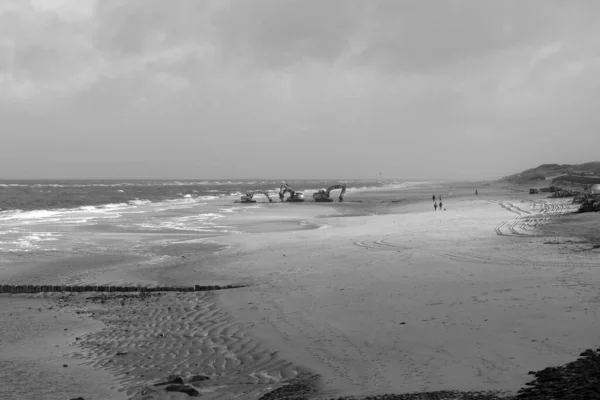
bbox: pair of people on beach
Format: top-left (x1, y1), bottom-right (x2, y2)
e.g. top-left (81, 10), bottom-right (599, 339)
top-left (432, 195), bottom-right (443, 211)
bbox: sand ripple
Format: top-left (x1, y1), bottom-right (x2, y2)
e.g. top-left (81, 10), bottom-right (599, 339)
top-left (54, 292), bottom-right (312, 399)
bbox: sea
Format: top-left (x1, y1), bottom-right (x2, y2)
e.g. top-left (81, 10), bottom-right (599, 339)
top-left (0, 179), bottom-right (425, 253)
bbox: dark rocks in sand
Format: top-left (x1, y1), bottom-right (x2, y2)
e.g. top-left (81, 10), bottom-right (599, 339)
top-left (188, 374), bottom-right (210, 382)
top-left (577, 195), bottom-right (600, 213)
top-left (322, 391), bottom-right (512, 399)
top-left (164, 384), bottom-right (200, 396)
top-left (258, 380), bottom-right (316, 400)
top-left (0, 283), bottom-right (246, 293)
top-left (154, 374), bottom-right (184, 386)
top-left (516, 348), bottom-right (600, 399)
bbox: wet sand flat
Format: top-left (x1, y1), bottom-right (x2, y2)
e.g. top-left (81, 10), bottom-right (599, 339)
top-left (1, 182), bottom-right (599, 399)
top-left (212, 192), bottom-right (599, 397)
top-left (0, 296), bottom-right (124, 400)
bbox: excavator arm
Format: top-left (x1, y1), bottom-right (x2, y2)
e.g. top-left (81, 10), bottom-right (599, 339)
top-left (326, 184), bottom-right (347, 202)
top-left (313, 184), bottom-right (347, 202)
top-left (279, 182), bottom-right (289, 201)
top-left (278, 182), bottom-right (305, 202)
top-left (241, 190), bottom-right (273, 203)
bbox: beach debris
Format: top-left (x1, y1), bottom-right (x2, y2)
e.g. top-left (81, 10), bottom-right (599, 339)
top-left (63, 364), bottom-right (68, 368)
top-left (164, 384), bottom-right (200, 396)
top-left (115, 351), bottom-right (127, 356)
top-left (69, 397), bottom-right (85, 400)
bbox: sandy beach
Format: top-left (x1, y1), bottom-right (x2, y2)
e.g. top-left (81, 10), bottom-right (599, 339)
top-left (1, 182), bottom-right (599, 399)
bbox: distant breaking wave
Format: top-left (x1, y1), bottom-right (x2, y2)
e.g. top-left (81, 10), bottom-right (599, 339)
top-left (0, 179), bottom-right (432, 213)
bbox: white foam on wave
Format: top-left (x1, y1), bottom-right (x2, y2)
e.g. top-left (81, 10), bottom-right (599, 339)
top-left (128, 199), bottom-right (152, 206)
top-left (0, 232), bottom-right (61, 251)
top-left (0, 209), bottom-right (62, 221)
top-left (0, 181), bottom-right (264, 188)
top-left (131, 212), bottom-right (228, 233)
top-left (0, 194), bottom-right (224, 225)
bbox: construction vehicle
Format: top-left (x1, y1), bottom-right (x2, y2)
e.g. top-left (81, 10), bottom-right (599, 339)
top-left (279, 182), bottom-right (305, 202)
top-left (240, 191), bottom-right (273, 203)
top-left (313, 184), bottom-right (347, 202)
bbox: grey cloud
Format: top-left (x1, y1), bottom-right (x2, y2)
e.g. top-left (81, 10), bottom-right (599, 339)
top-left (3, 1), bottom-right (600, 179)
top-left (212, 0), bottom-right (364, 67)
top-left (93, 0), bottom-right (218, 56)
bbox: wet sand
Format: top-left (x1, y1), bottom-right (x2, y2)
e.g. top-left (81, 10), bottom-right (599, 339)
top-left (1, 182), bottom-right (599, 399)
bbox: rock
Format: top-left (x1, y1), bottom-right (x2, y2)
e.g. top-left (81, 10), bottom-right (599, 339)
top-left (154, 374), bottom-right (184, 386)
top-left (517, 348), bottom-right (600, 399)
top-left (164, 384), bottom-right (200, 396)
top-left (188, 374), bottom-right (210, 382)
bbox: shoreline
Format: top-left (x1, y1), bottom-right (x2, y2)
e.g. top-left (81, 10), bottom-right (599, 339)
top-left (1, 182), bottom-right (599, 399)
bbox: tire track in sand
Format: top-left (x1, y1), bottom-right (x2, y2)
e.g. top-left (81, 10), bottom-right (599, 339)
top-left (353, 200), bottom-right (596, 269)
top-left (494, 200), bottom-right (576, 238)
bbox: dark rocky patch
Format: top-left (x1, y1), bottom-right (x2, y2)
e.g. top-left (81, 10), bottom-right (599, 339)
top-left (257, 380), bottom-right (317, 400)
top-left (188, 374), bottom-right (210, 382)
top-left (154, 374), bottom-right (184, 386)
top-left (164, 384), bottom-right (200, 396)
top-left (321, 391), bottom-right (512, 400)
top-left (516, 348), bottom-right (600, 399)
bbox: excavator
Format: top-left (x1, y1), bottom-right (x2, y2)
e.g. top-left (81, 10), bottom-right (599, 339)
top-left (279, 182), bottom-right (305, 202)
top-left (313, 184), bottom-right (347, 202)
top-left (240, 191), bottom-right (273, 203)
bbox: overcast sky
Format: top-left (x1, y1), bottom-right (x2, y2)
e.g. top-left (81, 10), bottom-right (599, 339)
top-left (1, 0), bottom-right (599, 180)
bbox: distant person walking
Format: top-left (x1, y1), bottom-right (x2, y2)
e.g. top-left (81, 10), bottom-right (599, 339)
top-left (432, 195), bottom-right (436, 202)
top-left (439, 201), bottom-right (443, 210)
top-left (439, 195), bottom-right (442, 201)
top-left (475, 190), bottom-right (478, 196)
top-left (434, 202), bottom-right (438, 211)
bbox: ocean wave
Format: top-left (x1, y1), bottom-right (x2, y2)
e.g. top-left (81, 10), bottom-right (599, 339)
top-left (0, 232), bottom-right (61, 251)
top-left (128, 199), bottom-right (152, 206)
top-left (0, 209), bottom-right (62, 221)
top-left (128, 213), bottom-right (227, 233)
top-left (0, 195), bottom-right (225, 224)
top-left (0, 180), bottom-right (433, 215)
top-left (0, 180), bottom-right (272, 188)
